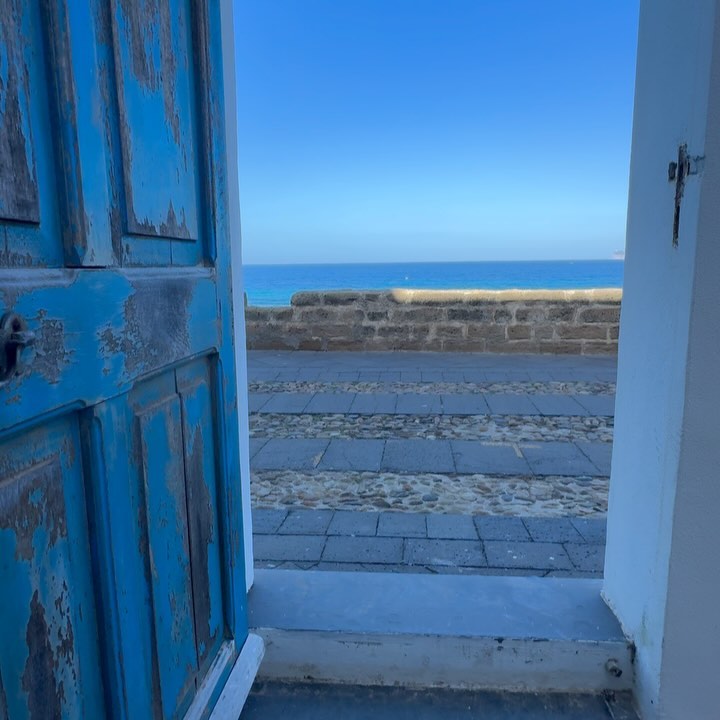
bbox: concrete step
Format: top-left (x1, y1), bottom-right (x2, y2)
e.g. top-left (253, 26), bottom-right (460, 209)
top-left (241, 681), bottom-right (639, 720)
top-left (248, 570), bottom-right (633, 694)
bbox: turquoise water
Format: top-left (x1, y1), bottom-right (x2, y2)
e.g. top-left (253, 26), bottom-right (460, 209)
top-left (244, 260), bottom-right (624, 307)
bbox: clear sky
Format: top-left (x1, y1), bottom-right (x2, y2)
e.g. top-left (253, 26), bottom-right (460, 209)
top-left (235, 1), bottom-right (640, 265)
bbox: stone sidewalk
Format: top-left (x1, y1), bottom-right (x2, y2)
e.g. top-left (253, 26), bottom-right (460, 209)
top-left (253, 508), bottom-right (606, 578)
top-left (248, 351), bottom-right (616, 577)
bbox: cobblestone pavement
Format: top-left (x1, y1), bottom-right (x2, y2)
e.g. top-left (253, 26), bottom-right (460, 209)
top-left (248, 351), bottom-right (616, 577)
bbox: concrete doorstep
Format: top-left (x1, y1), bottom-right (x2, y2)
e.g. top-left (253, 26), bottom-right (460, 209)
top-left (248, 570), bottom-right (632, 695)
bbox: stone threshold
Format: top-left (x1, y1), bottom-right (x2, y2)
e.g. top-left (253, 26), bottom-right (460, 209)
top-left (249, 570), bottom-right (632, 693)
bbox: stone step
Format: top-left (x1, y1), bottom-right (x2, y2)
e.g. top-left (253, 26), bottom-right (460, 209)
top-left (241, 681), bottom-right (639, 719)
top-left (249, 570), bottom-right (632, 694)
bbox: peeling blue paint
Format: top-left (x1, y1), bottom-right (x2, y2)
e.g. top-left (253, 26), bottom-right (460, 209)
top-left (1, 0), bottom-right (248, 717)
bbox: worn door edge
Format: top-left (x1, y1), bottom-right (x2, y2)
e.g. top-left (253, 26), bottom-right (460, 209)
top-left (208, 634), bottom-right (265, 719)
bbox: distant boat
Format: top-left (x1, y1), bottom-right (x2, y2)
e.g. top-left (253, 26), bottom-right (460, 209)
top-left (612, 250), bottom-right (625, 260)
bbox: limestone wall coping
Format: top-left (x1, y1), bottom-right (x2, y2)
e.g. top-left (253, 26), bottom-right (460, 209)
top-left (288, 288), bottom-right (622, 307)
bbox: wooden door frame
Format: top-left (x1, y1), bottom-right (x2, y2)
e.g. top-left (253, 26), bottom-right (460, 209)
top-left (220, 0), bottom-right (255, 591)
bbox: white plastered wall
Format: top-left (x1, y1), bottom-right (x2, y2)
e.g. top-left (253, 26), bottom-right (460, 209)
top-left (604, 1), bottom-right (720, 718)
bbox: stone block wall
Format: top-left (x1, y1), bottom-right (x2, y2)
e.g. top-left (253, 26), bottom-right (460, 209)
top-left (245, 288), bottom-right (622, 354)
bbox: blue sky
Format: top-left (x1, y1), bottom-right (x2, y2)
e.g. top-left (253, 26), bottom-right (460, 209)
top-left (235, 1), bottom-right (639, 265)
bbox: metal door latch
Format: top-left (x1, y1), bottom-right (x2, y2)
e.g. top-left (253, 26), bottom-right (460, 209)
top-left (0, 313), bottom-right (36, 384)
top-left (668, 144), bottom-right (704, 247)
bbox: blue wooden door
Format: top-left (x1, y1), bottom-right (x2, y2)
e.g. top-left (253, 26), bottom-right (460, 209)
top-left (0, 1), bottom-right (248, 718)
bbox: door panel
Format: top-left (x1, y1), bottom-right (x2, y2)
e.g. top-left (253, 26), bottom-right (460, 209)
top-left (1, 0), bottom-right (247, 717)
top-left (0, 0), bottom-right (40, 224)
top-left (0, 416), bottom-right (106, 719)
top-left (177, 359), bottom-right (226, 673)
top-left (43, 0), bottom-right (116, 267)
top-left (82, 357), bottom-right (236, 720)
top-left (136, 373), bottom-right (198, 717)
top-left (0, 0), bottom-right (63, 267)
top-left (110, 0), bottom-right (205, 267)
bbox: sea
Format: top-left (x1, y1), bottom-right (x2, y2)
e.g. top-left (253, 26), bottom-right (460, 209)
top-left (244, 260), bottom-right (624, 307)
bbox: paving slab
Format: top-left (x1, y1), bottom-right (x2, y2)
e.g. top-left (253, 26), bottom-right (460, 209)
top-left (520, 442), bottom-right (599, 476)
top-left (484, 393), bottom-right (541, 415)
top-left (530, 395), bottom-right (588, 416)
top-left (484, 371), bottom-right (531, 382)
top-left (247, 350), bottom-right (619, 378)
top-left (570, 518), bottom-right (607, 544)
top-left (377, 512), bottom-right (427, 538)
top-left (564, 543), bottom-right (606, 573)
top-left (348, 393), bottom-right (397, 414)
top-left (441, 371), bottom-right (467, 382)
top-left (378, 371), bottom-right (402, 382)
top-left (260, 392), bottom-right (315, 414)
top-left (484, 541), bottom-right (573, 571)
top-left (327, 511), bottom-right (379, 537)
top-left (440, 394), bottom-right (491, 415)
top-left (278, 509), bottom-right (335, 535)
top-left (572, 394), bottom-right (616, 416)
top-left (295, 368), bottom-right (324, 381)
top-left (575, 442), bottom-right (613, 475)
top-left (248, 393), bottom-right (273, 412)
top-left (452, 441), bottom-right (531, 474)
top-left (317, 370), bottom-right (344, 381)
top-left (404, 538), bottom-right (487, 568)
top-left (275, 369), bottom-right (301, 381)
top-left (322, 536), bottom-right (404, 563)
top-left (252, 508), bottom-right (288, 534)
top-left (426, 514), bottom-right (478, 540)
top-left (252, 439), bottom-right (329, 470)
top-left (318, 439), bottom-right (385, 471)
top-left (462, 370), bottom-right (488, 383)
top-left (395, 393), bottom-right (443, 414)
top-left (522, 517), bottom-right (585, 543)
top-left (382, 439), bottom-right (455, 473)
top-left (249, 438), bottom-right (269, 459)
top-left (474, 516), bottom-right (532, 542)
top-left (253, 534), bottom-right (326, 562)
top-left (304, 393), bottom-right (356, 414)
top-left (247, 368), bottom-right (279, 381)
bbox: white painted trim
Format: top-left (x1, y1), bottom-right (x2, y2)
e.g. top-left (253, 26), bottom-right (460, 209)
top-left (184, 642), bottom-right (236, 720)
top-left (255, 629), bottom-right (631, 693)
top-left (210, 634), bottom-right (265, 720)
top-left (219, 0), bottom-right (254, 590)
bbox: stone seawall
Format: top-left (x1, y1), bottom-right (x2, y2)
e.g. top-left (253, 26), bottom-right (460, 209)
top-left (245, 289), bottom-right (622, 354)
